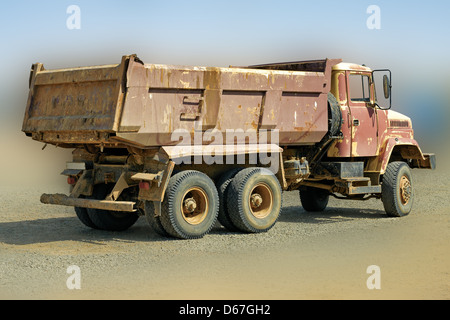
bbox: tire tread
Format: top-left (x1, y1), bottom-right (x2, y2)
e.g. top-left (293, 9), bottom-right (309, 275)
top-left (381, 161), bottom-right (413, 217)
top-left (160, 170), bottom-right (219, 239)
top-left (227, 167), bottom-right (282, 233)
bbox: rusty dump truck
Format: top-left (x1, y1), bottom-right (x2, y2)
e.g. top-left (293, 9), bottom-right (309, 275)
top-left (22, 54), bottom-right (436, 239)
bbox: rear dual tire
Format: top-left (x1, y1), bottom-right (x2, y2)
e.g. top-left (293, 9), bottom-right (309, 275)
top-left (75, 205), bottom-right (99, 229)
top-left (216, 168), bottom-right (242, 232)
top-left (226, 168), bottom-right (282, 233)
top-left (145, 201), bottom-right (171, 237)
top-left (149, 170), bottom-right (219, 240)
top-left (146, 168), bottom-right (283, 238)
top-left (74, 184), bottom-right (139, 231)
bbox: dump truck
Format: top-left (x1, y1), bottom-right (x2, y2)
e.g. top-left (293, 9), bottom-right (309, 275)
top-left (22, 54), bottom-right (436, 239)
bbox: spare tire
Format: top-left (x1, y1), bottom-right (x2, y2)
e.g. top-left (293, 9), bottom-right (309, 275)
top-left (327, 92), bottom-right (342, 137)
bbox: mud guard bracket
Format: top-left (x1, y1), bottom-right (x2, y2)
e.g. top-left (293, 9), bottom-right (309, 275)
top-left (132, 160), bottom-right (175, 203)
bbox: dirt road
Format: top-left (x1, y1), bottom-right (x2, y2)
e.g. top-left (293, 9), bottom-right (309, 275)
top-left (0, 158), bottom-right (448, 300)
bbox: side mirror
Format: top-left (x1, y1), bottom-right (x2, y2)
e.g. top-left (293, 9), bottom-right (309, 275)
top-left (373, 69), bottom-right (392, 110)
top-left (383, 74), bottom-right (390, 99)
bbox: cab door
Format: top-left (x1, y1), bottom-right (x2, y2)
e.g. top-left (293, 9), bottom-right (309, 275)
top-left (347, 72), bottom-right (378, 157)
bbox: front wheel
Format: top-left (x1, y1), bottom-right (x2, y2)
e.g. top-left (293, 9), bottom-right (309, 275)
top-left (381, 161), bottom-right (414, 217)
top-left (299, 187), bottom-right (329, 212)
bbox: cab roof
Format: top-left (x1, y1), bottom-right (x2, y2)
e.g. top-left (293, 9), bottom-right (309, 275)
top-left (333, 62), bottom-right (372, 72)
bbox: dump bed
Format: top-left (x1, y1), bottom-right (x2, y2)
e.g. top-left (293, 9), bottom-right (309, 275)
top-left (23, 54), bottom-right (341, 148)
top-left (22, 55), bottom-right (132, 146)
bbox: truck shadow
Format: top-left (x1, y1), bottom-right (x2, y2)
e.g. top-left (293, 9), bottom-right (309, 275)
top-left (278, 205), bottom-right (387, 224)
top-left (0, 216), bottom-right (171, 246)
top-left (0, 205), bottom-right (387, 246)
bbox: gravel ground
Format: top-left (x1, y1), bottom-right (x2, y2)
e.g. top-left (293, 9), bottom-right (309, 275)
top-left (0, 163), bottom-right (449, 300)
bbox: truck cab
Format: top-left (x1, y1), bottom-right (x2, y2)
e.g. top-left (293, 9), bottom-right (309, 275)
top-left (327, 62), bottom-right (434, 172)
top-left (297, 62), bottom-right (435, 218)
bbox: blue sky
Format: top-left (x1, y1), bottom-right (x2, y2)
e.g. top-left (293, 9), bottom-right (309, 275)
top-left (0, 0), bottom-right (449, 146)
top-left (1, 0), bottom-right (449, 67)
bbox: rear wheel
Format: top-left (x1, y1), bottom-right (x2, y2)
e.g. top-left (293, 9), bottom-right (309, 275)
top-left (227, 168), bottom-right (282, 233)
top-left (87, 184), bottom-right (139, 231)
top-left (299, 187), bottom-right (329, 212)
top-left (159, 171), bottom-right (219, 239)
top-left (216, 168), bottom-right (242, 232)
top-left (381, 161), bottom-right (413, 217)
top-left (74, 204), bottom-right (99, 229)
top-left (144, 201), bottom-right (170, 237)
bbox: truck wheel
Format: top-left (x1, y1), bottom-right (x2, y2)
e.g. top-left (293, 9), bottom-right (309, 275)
top-left (87, 184), bottom-right (139, 231)
top-left (381, 161), bottom-right (413, 217)
top-left (160, 171), bottom-right (219, 239)
top-left (75, 204), bottom-right (99, 229)
top-left (299, 187), bottom-right (329, 212)
top-left (227, 168), bottom-right (282, 233)
top-left (144, 201), bottom-right (170, 237)
top-left (216, 168), bottom-right (242, 232)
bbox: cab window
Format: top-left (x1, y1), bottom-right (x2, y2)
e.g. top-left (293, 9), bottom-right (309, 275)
top-left (349, 74), bottom-right (370, 102)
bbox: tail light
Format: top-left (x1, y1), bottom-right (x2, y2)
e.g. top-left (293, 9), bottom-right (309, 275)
top-left (139, 181), bottom-right (150, 190)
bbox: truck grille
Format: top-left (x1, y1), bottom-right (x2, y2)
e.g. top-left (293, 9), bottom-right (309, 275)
top-left (389, 120), bottom-right (409, 128)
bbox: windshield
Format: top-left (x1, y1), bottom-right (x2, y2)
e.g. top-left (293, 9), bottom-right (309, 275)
top-left (349, 73), bottom-right (370, 103)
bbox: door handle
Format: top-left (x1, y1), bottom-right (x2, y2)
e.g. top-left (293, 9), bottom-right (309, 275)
top-left (353, 119), bottom-right (360, 126)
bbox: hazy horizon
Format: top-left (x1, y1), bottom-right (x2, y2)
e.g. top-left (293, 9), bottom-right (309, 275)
top-left (1, 0), bottom-right (448, 186)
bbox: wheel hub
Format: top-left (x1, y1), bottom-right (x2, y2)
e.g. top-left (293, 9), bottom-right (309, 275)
top-left (399, 175), bottom-right (411, 205)
top-left (180, 187), bottom-right (209, 225)
top-left (183, 198), bottom-right (197, 213)
top-left (250, 193), bottom-right (263, 208)
top-left (249, 183), bottom-right (273, 219)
